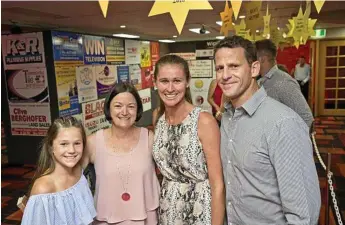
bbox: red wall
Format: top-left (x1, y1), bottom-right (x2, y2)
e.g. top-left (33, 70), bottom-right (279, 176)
top-left (276, 41), bottom-right (311, 75)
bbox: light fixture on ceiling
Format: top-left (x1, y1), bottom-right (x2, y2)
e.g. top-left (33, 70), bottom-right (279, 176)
top-left (141, 41), bottom-right (150, 44)
top-left (173, 35), bottom-right (177, 38)
top-left (216, 36), bottom-right (225, 40)
top-left (256, 30), bottom-right (259, 33)
top-left (239, 15), bottom-right (246, 19)
top-left (216, 21), bottom-right (235, 26)
top-left (189, 28), bottom-right (210, 34)
top-left (277, 27), bottom-right (280, 30)
top-left (159, 39), bottom-right (176, 43)
top-left (120, 25), bottom-right (126, 28)
top-left (113, 33), bottom-right (140, 38)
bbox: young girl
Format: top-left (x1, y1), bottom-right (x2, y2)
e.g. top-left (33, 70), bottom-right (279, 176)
top-left (21, 117), bottom-right (96, 225)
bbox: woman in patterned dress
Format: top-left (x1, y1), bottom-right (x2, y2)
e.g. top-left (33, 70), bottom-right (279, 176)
top-left (152, 54), bottom-right (225, 225)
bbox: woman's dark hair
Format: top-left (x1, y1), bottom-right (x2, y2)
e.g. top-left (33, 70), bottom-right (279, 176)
top-left (153, 54), bottom-right (193, 124)
top-left (104, 82), bottom-right (143, 122)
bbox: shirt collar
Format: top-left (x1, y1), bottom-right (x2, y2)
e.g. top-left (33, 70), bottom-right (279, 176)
top-left (224, 87), bottom-right (267, 117)
top-left (263, 65), bottom-right (278, 79)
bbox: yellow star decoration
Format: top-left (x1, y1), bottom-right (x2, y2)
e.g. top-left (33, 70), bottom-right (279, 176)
top-left (270, 21), bottom-right (286, 48)
top-left (287, 7), bottom-right (305, 48)
top-left (220, 0), bottom-right (235, 37)
top-left (230, 0), bottom-right (242, 20)
top-left (313, 0), bottom-right (325, 14)
top-left (262, 4), bottom-right (271, 38)
top-left (148, 0), bottom-right (213, 34)
top-left (287, 5), bottom-right (317, 48)
top-left (98, 0), bottom-right (109, 18)
top-left (235, 19), bottom-right (253, 41)
top-left (244, 0), bottom-right (263, 34)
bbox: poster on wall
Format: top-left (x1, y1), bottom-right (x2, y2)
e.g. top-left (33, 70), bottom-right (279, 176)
top-left (171, 52), bottom-right (196, 61)
top-left (129, 64), bottom-right (142, 90)
top-left (76, 65), bottom-right (98, 103)
top-left (82, 98), bottom-right (110, 135)
top-left (140, 41), bottom-right (151, 67)
top-left (105, 37), bottom-right (125, 65)
top-left (95, 65), bottom-right (117, 97)
top-left (125, 40), bottom-right (140, 65)
top-left (196, 40), bottom-right (218, 60)
top-left (83, 35), bottom-right (106, 65)
top-left (5, 67), bottom-right (49, 103)
top-left (138, 88), bottom-right (152, 112)
top-left (117, 65), bottom-right (130, 83)
top-left (1, 32), bottom-right (46, 70)
top-left (51, 31), bottom-right (84, 66)
top-left (141, 66), bottom-right (153, 89)
top-left (9, 102), bottom-right (51, 136)
top-left (188, 60), bottom-right (213, 78)
top-left (150, 42), bottom-right (160, 72)
top-left (55, 66), bottom-right (80, 117)
top-left (190, 78), bottom-right (212, 113)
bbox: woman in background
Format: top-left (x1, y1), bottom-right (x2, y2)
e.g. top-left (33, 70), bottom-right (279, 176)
top-left (83, 83), bottom-right (160, 225)
top-left (153, 54), bottom-right (225, 225)
top-left (207, 79), bottom-right (223, 123)
top-left (21, 117), bottom-right (96, 225)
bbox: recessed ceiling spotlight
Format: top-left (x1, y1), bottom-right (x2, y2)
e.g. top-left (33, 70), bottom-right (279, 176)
top-left (113, 33), bottom-right (139, 38)
top-left (239, 15), bottom-right (245, 19)
top-left (120, 25), bottom-right (126, 28)
top-left (173, 35), bottom-right (177, 38)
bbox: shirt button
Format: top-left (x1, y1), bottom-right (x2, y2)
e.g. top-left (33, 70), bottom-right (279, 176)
top-left (229, 139), bottom-right (233, 142)
top-left (229, 118), bottom-right (231, 121)
top-left (228, 201), bottom-right (232, 205)
top-left (228, 160), bottom-right (231, 164)
top-left (227, 181), bottom-right (230, 185)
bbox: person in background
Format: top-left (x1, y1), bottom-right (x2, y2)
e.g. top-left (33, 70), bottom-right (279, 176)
top-left (214, 35), bottom-right (320, 225)
top-left (153, 54), bottom-right (225, 225)
top-left (294, 55), bottom-right (311, 101)
top-left (255, 39), bottom-right (314, 129)
top-left (82, 83), bottom-right (160, 225)
top-left (21, 117), bottom-right (96, 225)
top-left (207, 78), bottom-right (223, 124)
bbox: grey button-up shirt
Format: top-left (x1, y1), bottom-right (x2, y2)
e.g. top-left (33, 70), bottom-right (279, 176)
top-left (259, 65), bottom-right (314, 129)
top-left (221, 87), bottom-right (320, 225)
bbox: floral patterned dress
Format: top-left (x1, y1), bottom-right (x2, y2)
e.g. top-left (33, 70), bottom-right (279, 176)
top-left (153, 107), bottom-right (211, 225)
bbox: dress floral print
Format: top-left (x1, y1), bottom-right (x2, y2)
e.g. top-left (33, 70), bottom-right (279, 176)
top-left (153, 107), bottom-right (211, 225)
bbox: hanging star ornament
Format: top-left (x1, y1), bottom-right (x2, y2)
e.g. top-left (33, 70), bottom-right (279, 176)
top-left (230, 0), bottom-right (242, 20)
top-left (244, 0), bottom-right (263, 33)
top-left (262, 4), bottom-right (271, 38)
top-left (235, 19), bottom-right (253, 41)
top-left (148, 0), bottom-right (213, 34)
top-left (98, 0), bottom-right (109, 18)
top-left (220, 0), bottom-right (235, 37)
top-left (270, 20), bottom-right (286, 48)
top-left (301, 1), bottom-right (317, 44)
top-left (287, 7), bottom-right (305, 48)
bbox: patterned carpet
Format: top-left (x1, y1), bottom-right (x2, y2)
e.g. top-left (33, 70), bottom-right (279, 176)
top-left (1, 117), bottom-right (345, 225)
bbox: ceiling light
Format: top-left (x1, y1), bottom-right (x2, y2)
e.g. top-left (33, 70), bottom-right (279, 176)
top-left (277, 27), bottom-right (280, 30)
top-left (216, 36), bottom-right (225, 40)
top-left (189, 28), bottom-right (210, 34)
top-left (256, 30), bottom-right (259, 33)
top-left (120, 25), bottom-right (126, 28)
top-left (113, 33), bottom-right (140, 38)
top-left (141, 41), bottom-right (150, 44)
top-left (216, 21), bottom-right (235, 26)
top-left (173, 35), bottom-right (177, 38)
top-left (159, 39), bottom-right (176, 43)
top-left (239, 15), bottom-right (245, 19)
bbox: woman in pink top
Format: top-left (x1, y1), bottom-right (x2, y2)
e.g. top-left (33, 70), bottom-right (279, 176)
top-left (82, 83), bottom-right (160, 225)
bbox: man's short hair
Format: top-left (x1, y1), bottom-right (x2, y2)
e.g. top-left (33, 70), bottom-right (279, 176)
top-left (214, 35), bottom-right (257, 65)
top-left (255, 39), bottom-right (277, 61)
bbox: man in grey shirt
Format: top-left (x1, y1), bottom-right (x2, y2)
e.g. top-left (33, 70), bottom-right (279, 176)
top-left (214, 36), bottom-right (320, 225)
top-left (255, 39), bottom-right (314, 129)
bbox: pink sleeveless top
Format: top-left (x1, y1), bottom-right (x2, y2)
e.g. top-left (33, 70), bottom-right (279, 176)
top-left (94, 128), bottom-right (160, 223)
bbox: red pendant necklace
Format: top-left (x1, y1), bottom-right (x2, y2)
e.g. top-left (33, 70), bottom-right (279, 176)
top-left (109, 130), bottom-right (133, 202)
